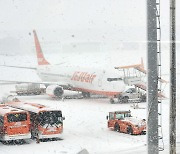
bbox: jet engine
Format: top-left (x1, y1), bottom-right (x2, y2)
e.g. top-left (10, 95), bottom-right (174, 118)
top-left (0, 93), bottom-right (18, 103)
top-left (46, 85), bottom-right (64, 97)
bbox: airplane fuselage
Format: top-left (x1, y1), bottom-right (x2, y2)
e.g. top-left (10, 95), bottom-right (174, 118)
top-left (37, 65), bottom-right (125, 97)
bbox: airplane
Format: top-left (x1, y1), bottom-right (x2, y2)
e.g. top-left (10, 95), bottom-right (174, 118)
top-left (0, 30), bottom-right (127, 103)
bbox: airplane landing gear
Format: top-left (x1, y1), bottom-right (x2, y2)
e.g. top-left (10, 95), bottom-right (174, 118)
top-left (110, 98), bottom-right (115, 104)
top-left (82, 92), bottom-right (90, 98)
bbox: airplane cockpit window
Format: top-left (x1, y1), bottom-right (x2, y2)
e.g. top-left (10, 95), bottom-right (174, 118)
top-left (107, 78), bottom-right (123, 82)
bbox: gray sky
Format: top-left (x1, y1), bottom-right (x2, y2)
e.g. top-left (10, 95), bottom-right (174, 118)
top-left (0, 0), bottom-right (179, 54)
top-left (0, 0), bottom-right (146, 30)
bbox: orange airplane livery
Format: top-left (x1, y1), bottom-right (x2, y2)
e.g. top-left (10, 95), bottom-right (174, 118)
top-left (71, 72), bottom-right (96, 83)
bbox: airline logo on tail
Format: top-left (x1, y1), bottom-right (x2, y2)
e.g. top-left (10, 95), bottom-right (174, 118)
top-left (33, 30), bottom-right (50, 65)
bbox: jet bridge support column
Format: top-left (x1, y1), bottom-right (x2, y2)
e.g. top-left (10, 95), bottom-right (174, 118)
top-left (147, 0), bottom-right (159, 154)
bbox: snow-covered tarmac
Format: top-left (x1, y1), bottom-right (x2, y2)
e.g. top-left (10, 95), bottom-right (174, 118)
top-left (0, 51), bottom-right (179, 153)
top-left (0, 84), bottom-right (179, 154)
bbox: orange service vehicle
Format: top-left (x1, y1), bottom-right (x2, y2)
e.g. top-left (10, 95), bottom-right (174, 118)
top-left (6, 100), bottom-right (65, 140)
top-left (106, 110), bottom-right (146, 135)
top-left (0, 104), bottom-right (31, 141)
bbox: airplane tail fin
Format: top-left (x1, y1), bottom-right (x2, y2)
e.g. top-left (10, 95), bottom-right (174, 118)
top-left (33, 30), bottom-right (50, 65)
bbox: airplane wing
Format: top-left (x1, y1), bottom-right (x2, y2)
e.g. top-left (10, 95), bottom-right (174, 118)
top-left (0, 79), bottom-right (73, 88)
top-left (0, 64), bottom-right (37, 70)
top-left (0, 64), bottom-right (73, 88)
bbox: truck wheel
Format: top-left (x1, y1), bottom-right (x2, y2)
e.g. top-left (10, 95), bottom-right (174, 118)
top-left (140, 95), bottom-right (146, 102)
top-left (122, 96), bottom-right (129, 103)
top-left (114, 123), bottom-right (120, 132)
top-left (127, 126), bottom-right (133, 135)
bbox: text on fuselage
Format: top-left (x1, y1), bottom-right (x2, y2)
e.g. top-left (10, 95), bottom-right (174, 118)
top-left (71, 72), bottom-right (96, 83)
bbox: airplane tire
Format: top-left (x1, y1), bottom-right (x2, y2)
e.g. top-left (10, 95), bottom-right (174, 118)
top-left (110, 98), bottom-right (115, 104)
top-left (82, 92), bottom-right (90, 98)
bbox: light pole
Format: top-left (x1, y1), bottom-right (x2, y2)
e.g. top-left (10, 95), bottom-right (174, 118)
top-left (170, 0), bottom-right (176, 153)
top-left (147, 0), bottom-right (159, 153)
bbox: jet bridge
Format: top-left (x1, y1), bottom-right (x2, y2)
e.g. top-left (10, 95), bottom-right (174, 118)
top-left (115, 61), bottom-right (168, 100)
